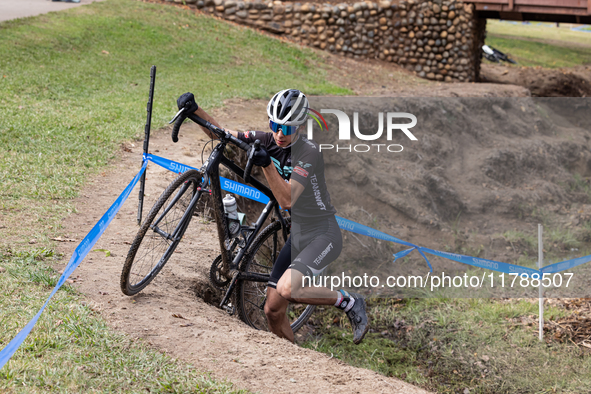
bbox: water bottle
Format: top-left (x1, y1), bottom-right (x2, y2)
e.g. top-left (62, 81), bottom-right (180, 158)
top-left (223, 194), bottom-right (240, 237)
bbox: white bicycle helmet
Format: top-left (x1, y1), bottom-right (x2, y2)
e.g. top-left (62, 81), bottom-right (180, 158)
top-left (267, 89), bottom-right (309, 126)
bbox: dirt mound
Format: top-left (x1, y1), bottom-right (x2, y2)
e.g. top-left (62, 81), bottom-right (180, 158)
top-left (480, 64), bottom-right (591, 97)
top-left (306, 96), bottom-right (591, 273)
top-left (313, 96), bottom-right (591, 223)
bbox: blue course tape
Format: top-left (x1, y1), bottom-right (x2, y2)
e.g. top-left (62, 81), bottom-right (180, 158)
top-left (144, 153), bottom-right (197, 175)
top-left (571, 25), bottom-right (591, 33)
top-left (419, 248), bottom-right (539, 276)
top-left (334, 216), bottom-right (433, 272)
top-left (144, 154), bottom-right (270, 204)
top-left (0, 161), bottom-right (148, 370)
top-left (541, 254), bottom-right (591, 274)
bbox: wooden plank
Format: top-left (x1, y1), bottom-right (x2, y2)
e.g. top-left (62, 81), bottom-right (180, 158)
top-left (513, 4), bottom-right (588, 13)
top-left (470, 0), bottom-right (509, 3)
top-left (515, 0), bottom-right (585, 8)
top-left (474, 3), bottom-right (505, 10)
top-left (498, 11), bottom-right (525, 19)
top-left (469, 0), bottom-right (591, 15)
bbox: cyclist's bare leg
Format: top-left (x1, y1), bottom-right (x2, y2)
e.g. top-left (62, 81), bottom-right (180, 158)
top-left (264, 286), bottom-right (294, 342)
top-left (276, 269), bottom-right (338, 305)
top-left (278, 269), bottom-right (369, 344)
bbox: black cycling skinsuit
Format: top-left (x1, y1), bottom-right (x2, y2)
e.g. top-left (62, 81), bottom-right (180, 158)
top-left (235, 131), bottom-right (343, 289)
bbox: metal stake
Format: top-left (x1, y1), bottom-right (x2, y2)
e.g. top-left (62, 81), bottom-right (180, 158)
top-left (538, 223), bottom-right (544, 341)
top-left (137, 65), bottom-right (156, 225)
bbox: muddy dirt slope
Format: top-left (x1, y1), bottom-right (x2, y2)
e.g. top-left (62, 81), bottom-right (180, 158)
top-left (310, 96), bottom-right (591, 274)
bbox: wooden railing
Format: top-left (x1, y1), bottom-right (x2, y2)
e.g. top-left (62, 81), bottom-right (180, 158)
top-left (470, 0), bottom-right (591, 17)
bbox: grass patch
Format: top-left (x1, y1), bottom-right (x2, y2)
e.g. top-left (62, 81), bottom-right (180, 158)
top-left (485, 35), bottom-right (591, 68)
top-left (503, 225), bottom-right (583, 259)
top-left (568, 173), bottom-right (591, 203)
top-left (503, 230), bottom-right (537, 254)
top-left (0, 249), bottom-right (246, 393)
top-left (547, 228), bottom-right (580, 250)
top-left (0, 0), bottom-right (348, 203)
top-left (302, 298), bottom-right (591, 393)
top-left (487, 20), bottom-right (591, 49)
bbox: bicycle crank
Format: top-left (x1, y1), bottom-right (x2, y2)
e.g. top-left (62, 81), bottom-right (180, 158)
top-left (209, 254), bottom-right (231, 289)
top-left (219, 270), bottom-right (240, 310)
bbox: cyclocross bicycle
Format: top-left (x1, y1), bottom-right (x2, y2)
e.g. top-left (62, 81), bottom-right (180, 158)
top-left (120, 98), bottom-right (314, 332)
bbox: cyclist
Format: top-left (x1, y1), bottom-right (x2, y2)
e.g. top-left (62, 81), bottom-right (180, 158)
top-left (177, 90), bottom-right (369, 344)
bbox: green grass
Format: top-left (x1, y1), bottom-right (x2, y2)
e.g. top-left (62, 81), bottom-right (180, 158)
top-left (485, 35), bottom-right (591, 68)
top-left (502, 225), bottom-right (584, 259)
top-left (0, 0), bottom-right (350, 390)
top-left (485, 20), bottom-right (591, 68)
top-left (0, 249), bottom-right (246, 393)
top-left (568, 173), bottom-right (591, 204)
top-left (487, 20), bottom-right (591, 49)
top-left (503, 230), bottom-right (537, 254)
top-left (0, 0), bottom-right (348, 203)
top-left (302, 298), bottom-right (591, 393)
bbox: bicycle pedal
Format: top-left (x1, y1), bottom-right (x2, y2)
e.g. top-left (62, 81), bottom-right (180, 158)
top-left (222, 303), bottom-right (235, 315)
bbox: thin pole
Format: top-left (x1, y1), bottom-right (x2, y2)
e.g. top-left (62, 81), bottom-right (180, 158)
top-left (137, 65), bottom-right (156, 225)
top-left (538, 223), bottom-right (544, 341)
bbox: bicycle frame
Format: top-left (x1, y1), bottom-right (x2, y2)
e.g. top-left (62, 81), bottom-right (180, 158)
top-left (196, 136), bottom-right (287, 269)
top-left (143, 126), bottom-right (289, 306)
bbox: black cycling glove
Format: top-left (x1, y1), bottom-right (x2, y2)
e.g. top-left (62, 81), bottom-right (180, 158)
top-left (177, 92), bottom-right (199, 113)
top-left (250, 145), bottom-right (271, 168)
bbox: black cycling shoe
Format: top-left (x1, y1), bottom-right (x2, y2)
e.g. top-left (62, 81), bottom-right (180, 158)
top-left (345, 293), bottom-right (369, 344)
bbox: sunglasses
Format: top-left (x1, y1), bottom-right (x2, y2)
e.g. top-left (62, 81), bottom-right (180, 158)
top-left (269, 120), bottom-right (298, 136)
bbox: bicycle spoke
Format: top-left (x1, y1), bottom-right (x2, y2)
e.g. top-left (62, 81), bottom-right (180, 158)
top-left (251, 262), bottom-right (272, 270)
top-left (122, 171), bottom-right (201, 295)
top-left (245, 298), bottom-right (264, 310)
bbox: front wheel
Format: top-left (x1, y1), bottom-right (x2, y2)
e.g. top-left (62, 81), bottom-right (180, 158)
top-left (236, 218), bottom-right (315, 333)
top-left (120, 170), bottom-right (202, 296)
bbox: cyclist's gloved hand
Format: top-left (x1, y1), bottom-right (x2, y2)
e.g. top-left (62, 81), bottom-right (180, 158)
top-left (177, 92), bottom-right (199, 113)
top-left (250, 145), bottom-right (271, 168)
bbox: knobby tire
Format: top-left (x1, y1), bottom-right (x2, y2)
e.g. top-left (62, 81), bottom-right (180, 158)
top-left (120, 169), bottom-right (202, 296)
top-left (236, 218), bottom-right (315, 332)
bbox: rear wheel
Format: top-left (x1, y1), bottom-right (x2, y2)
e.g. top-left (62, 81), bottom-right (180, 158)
top-left (120, 170), bottom-right (202, 295)
top-left (237, 218), bottom-right (315, 332)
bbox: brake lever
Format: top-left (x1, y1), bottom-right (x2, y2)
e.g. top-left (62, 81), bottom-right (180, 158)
top-left (244, 139), bottom-right (260, 185)
top-left (169, 108), bottom-right (186, 124)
